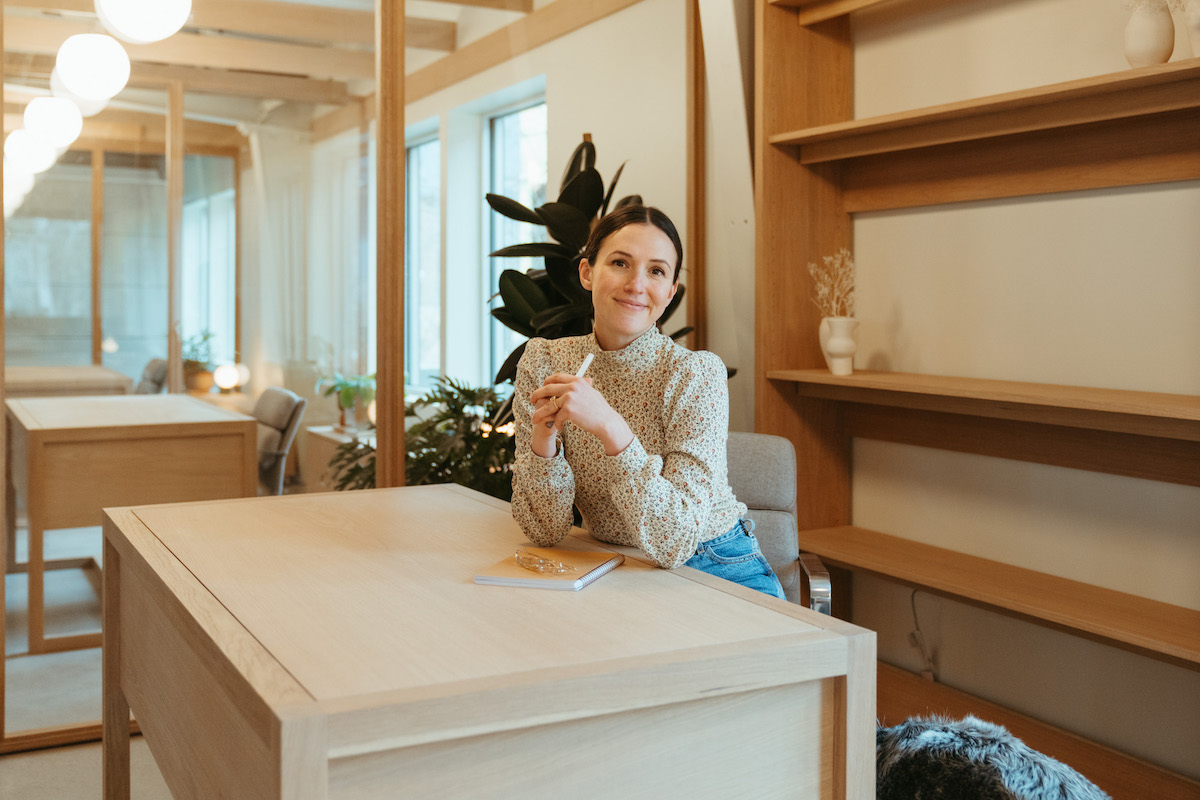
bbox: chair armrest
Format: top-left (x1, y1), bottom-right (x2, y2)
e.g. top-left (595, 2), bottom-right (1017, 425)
top-left (799, 553), bottom-right (831, 616)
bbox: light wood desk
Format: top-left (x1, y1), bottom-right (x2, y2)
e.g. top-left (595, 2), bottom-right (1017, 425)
top-left (6, 394), bottom-right (256, 653)
top-left (102, 484), bottom-right (876, 799)
top-left (5, 365), bottom-right (133, 397)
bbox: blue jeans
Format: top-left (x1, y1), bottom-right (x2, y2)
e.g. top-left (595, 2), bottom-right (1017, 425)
top-left (684, 519), bottom-right (786, 600)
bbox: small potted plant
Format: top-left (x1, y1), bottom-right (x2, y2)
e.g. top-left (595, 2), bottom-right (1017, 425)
top-left (317, 372), bottom-right (376, 432)
top-left (182, 330), bottom-right (215, 392)
top-left (807, 248), bottom-right (857, 376)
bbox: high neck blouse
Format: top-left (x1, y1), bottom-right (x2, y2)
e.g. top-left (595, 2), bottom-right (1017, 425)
top-left (510, 328), bottom-right (746, 569)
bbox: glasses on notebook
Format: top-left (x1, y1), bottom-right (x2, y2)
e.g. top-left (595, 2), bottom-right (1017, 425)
top-left (514, 549), bottom-right (578, 575)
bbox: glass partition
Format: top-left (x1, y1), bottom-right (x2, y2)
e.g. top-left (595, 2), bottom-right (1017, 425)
top-left (4, 150), bottom-right (94, 366)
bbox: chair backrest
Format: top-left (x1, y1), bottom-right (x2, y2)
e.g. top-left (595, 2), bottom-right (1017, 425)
top-left (726, 431), bottom-right (800, 603)
top-left (134, 358), bottom-right (168, 394)
top-left (253, 386), bottom-right (307, 495)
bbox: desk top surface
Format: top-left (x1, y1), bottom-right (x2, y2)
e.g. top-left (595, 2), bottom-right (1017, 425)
top-left (5, 364), bottom-right (133, 391)
top-left (7, 393), bottom-right (253, 431)
top-left (126, 484), bottom-right (835, 705)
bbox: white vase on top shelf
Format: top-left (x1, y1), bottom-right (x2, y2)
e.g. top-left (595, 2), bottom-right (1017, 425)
top-left (1123, 0), bottom-right (1176, 67)
top-left (808, 248), bottom-right (858, 376)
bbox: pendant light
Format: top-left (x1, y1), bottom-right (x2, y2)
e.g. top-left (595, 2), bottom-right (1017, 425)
top-left (5, 130), bottom-right (59, 175)
top-left (56, 34), bottom-right (131, 102)
top-left (94, 0), bottom-right (192, 45)
top-left (24, 97), bottom-right (85, 150)
top-left (50, 69), bottom-right (109, 117)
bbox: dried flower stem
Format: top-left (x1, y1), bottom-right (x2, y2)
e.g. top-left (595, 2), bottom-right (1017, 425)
top-left (807, 248), bottom-right (856, 318)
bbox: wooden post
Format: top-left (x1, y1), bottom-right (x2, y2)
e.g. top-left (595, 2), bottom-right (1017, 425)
top-left (375, 0), bottom-right (406, 487)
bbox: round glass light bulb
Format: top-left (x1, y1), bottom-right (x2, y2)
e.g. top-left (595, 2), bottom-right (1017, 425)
top-left (95, 0), bottom-right (192, 45)
top-left (24, 97), bottom-right (85, 150)
top-left (367, 399), bottom-right (377, 425)
top-left (234, 363), bottom-right (251, 386)
top-left (56, 34), bottom-right (131, 102)
top-left (213, 364), bottom-right (240, 390)
top-left (101, 337), bottom-right (120, 354)
top-left (50, 68), bottom-right (109, 117)
top-left (5, 130), bottom-right (59, 175)
top-left (4, 159), bottom-right (36, 196)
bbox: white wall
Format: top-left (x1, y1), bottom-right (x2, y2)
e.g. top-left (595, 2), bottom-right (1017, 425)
top-left (850, 0), bottom-right (1200, 777)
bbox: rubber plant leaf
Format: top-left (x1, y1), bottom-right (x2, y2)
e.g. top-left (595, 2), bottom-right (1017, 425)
top-left (658, 283), bottom-right (685, 325)
top-left (557, 169), bottom-right (605, 223)
top-left (544, 256), bottom-right (589, 303)
top-left (485, 193), bottom-right (543, 225)
top-left (490, 307), bottom-right (536, 339)
top-left (489, 242), bottom-right (576, 259)
top-left (493, 341), bottom-right (528, 385)
top-left (536, 202), bottom-right (592, 253)
top-left (600, 161), bottom-right (626, 217)
top-left (531, 302), bottom-right (593, 332)
top-left (497, 269), bottom-right (548, 325)
top-left (559, 139), bottom-right (596, 194)
top-left (614, 194), bottom-right (644, 210)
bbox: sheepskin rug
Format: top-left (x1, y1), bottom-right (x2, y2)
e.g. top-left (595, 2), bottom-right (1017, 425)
top-left (876, 715), bottom-right (1110, 800)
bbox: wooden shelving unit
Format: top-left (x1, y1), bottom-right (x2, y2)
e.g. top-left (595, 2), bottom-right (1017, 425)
top-left (797, 526), bottom-right (1200, 666)
top-left (753, 0), bottom-right (1200, 796)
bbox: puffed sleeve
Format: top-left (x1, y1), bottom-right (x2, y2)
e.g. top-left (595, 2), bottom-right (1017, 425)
top-left (509, 338), bottom-right (575, 546)
top-left (595, 351), bottom-right (731, 568)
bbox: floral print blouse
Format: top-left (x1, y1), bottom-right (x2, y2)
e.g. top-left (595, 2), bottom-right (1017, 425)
top-left (510, 328), bottom-right (746, 569)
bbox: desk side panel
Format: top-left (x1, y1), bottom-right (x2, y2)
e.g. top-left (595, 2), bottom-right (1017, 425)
top-left (328, 681), bottom-right (835, 800)
top-left (45, 433), bottom-right (253, 528)
top-left (105, 509), bottom-right (324, 800)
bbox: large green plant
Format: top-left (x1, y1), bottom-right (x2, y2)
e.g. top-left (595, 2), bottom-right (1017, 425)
top-left (328, 377), bottom-right (515, 501)
top-left (486, 136), bottom-right (690, 388)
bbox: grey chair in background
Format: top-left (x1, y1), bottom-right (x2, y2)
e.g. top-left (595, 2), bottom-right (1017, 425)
top-left (134, 358), bottom-right (168, 394)
top-left (726, 430), bottom-right (830, 614)
top-left (254, 386), bottom-right (308, 496)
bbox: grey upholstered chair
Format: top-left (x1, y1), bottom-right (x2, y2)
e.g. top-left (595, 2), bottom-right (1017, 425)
top-left (726, 431), bottom-right (830, 613)
top-left (254, 386), bottom-right (308, 496)
top-left (134, 358), bottom-right (168, 394)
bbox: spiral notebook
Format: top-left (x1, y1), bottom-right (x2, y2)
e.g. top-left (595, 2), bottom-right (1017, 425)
top-left (474, 546), bottom-right (625, 591)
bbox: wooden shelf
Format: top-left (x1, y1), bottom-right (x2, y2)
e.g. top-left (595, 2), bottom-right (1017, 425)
top-left (768, 0), bottom-right (893, 26)
top-left (798, 526), bottom-right (1200, 666)
top-left (769, 59), bottom-right (1200, 165)
top-left (767, 369), bottom-right (1200, 442)
top-left (878, 664), bottom-right (1200, 800)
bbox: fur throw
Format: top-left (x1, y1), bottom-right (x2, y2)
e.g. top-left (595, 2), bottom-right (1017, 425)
top-left (876, 715), bottom-right (1110, 800)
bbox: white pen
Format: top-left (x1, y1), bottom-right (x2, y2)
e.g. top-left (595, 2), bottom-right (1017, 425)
top-left (546, 353), bottom-right (594, 428)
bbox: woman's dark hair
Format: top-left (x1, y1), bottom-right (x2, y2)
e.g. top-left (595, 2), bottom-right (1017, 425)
top-left (580, 204), bottom-right (683, 282)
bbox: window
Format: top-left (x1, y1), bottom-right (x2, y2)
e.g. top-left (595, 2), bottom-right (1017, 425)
top-left (487, 101), bottom-right (547, 381)
top-left (405, 136), bottom-right (442, 388)
top-left (181, 154), bottom-right (237, 366)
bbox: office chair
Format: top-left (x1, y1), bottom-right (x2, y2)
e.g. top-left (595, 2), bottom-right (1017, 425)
top-left (134, 358), bottom-right (168, 394)
top-left (726, 431), bottom-right (830, 613)
top-left (254, 386), bottom-right (307, 496)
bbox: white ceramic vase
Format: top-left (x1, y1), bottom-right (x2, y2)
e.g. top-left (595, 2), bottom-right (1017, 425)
top-left (819, 316), bottom-right (859, 377)
top-left (1124, 1), bottom-right (1175, 67)
top-left (1185, 0), bottom-right (1200, 58)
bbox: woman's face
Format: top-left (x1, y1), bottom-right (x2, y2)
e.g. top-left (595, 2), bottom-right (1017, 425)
top-left (579, 223), bottom-right (678, 351)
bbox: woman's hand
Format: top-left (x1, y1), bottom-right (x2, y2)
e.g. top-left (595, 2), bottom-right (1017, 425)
top-left (530, 373), bottom-right (634, 456)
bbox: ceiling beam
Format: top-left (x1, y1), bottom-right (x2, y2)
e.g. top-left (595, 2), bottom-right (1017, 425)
top-left (407, 18), bottom-right (456, 52)
top-left (4, 53), bottom-right (355, 105)
top-left (5, 14), bottom-right (375, 80)
top-left (428, 0), bottom-right (533, 11)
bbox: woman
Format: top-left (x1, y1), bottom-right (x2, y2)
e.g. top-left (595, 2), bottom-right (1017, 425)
top-left (510, 204), bottom-right (785, 599)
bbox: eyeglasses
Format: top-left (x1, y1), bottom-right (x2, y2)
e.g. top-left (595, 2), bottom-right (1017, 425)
top-left (514, 548), bottom-right (577, 575)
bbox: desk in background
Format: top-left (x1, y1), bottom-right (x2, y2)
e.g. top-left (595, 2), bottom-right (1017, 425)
top-left (103, 483), bottom-right (876, 799)
top-left (5, 394), bottom-right (256, 653)
top-left (5, 365), bottom-right (133, 397)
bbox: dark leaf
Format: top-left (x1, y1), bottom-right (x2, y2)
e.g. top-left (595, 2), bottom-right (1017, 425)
top-left (536, 202), bottom-right (592, 252)
top-left (614, 194), bottom-right (643, 210)
top-left (490, 307), bottom-right (536, 338)
top-left (489, 242), bottom-right (575, 259)
top-left (486, 193), bottom-right (543, 225)
top-left (557, 170), bottom-right (605, 222)
top-left (531, 302), bottom-right (592, 332)
top-left (658, 283), bottom-right (685, 326)
top-left (559, 139), bottom-right (596, 193)
top-left (544, 256), bottom-right (588, 303)
top-left (668, 326), bottom-right (694, 340)
top-left (493, 342), bottom-right (527, 385)
top-left (498, 269), bottom-right (549, 323)
top-left (600, 161), bottom-right (627, 217)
